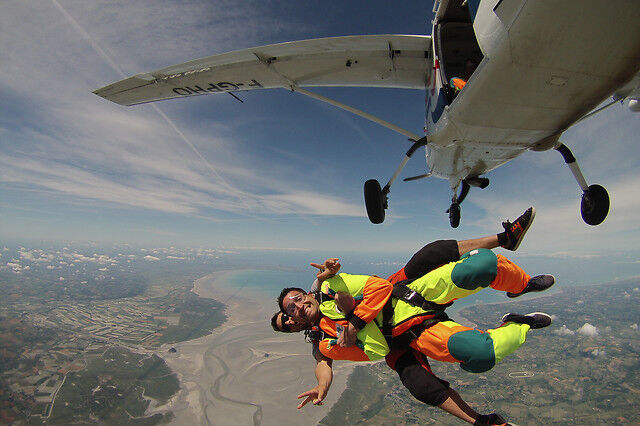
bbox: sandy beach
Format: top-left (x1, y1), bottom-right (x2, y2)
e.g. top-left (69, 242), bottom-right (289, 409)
top-left (153, 270), bottom-right (354, 426)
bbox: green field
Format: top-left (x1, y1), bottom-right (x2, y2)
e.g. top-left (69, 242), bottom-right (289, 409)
top-left (41, 347), bottom-right (178, 425)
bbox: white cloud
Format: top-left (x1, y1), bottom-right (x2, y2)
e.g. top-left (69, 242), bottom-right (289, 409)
top-left (577, 323), bottom-right (598, 337)
top-left (554, 325), bottom-right (575, 336)
top-left (144, 255), bottom-right (160, 261)
top-left (0, 0), bottom-right (362, 223)
top-left (7, 262), bottom-right (22, 273)
top-left (19, 250), bottom-right (36, 262)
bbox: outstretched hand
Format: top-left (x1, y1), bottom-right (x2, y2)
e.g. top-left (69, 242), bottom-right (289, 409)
top-left (310, 258), bottom-right (341, 282)
top-left (297, 385), bottom-right (327, 409)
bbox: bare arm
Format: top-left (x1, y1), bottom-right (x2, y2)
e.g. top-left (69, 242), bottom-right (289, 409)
top-left (297, 342), bottom-right (334, 408)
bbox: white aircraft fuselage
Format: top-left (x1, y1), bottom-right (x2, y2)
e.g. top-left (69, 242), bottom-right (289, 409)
top-left (425, 0), bottom-right (640, 188)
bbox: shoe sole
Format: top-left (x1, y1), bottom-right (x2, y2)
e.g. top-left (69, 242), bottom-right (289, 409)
top-left (542, 275), bottom-right (555, 288)
top-left (501, 313), bottom-right (515, 323)
top-left (506, 273), bottom-right (555, 298)
top-left (501, 312), bottom-right (552, 327)
top-left (510, 207), bottom-right (536, 251)
top-left (525, 312), bottom-right (552, 328)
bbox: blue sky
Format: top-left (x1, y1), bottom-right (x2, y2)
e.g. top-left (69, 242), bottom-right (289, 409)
top-left (1, 0), bottom-right (639, 284)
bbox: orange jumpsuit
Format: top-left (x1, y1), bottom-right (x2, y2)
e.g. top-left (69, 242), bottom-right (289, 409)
top-left (318, 247), bottom-right (531, 373)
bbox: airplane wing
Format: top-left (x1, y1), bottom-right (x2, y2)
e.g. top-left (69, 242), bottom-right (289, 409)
top-left (93, 34), bottom-right (432, 106)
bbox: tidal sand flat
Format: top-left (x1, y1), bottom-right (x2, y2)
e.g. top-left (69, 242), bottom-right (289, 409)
top-left (156, 270), bottom-right (354, 426)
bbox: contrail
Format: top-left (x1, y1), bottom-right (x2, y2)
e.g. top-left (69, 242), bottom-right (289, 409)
top-left (50, 0), bottom-right (251, 200)
top-left (50, 0), bottom-right (126, 79)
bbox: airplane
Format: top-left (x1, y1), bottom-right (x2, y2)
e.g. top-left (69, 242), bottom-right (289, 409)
top-left (93, 0), bottom-right (640, 227)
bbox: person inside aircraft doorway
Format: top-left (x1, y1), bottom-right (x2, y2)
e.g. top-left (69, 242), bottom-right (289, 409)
top-left (450, 59), bottom-right (478, 93)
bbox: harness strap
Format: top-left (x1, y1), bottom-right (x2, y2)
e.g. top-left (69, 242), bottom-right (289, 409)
top-left (382, 294), bottom-right (394, 345)
top-left (382, 279), bottom-right (452, 348)
top-left (388, 314), bottom-right (448, 349)
top-left (305, 325), bottom-right (366, 350)
top-left (314, 290), bottom-right (334, 304)
top-left (392, 280), bottom-right (453, 311)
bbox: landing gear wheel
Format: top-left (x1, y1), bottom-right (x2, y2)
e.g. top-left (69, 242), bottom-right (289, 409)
top-left (448, 202), bottom-right (460, 228)
top-left (581, 184), bottom-right (609, 225)
top-left (364, 179), bottom-right (387, 224)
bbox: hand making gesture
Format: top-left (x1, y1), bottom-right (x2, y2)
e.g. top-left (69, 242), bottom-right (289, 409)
top-left (310, 258), bottom-right (341, 282)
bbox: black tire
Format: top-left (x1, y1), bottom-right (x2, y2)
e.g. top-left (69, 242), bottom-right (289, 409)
top-left (449, 202), bottom-right (460, 228)
top-left (581, 184), bottom-right (609, 226)
top-left (364, 179), bottom-right (386, 224)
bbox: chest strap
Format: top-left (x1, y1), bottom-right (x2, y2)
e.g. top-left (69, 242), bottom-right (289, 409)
top-left (313, 291), bottom-right (335, 304)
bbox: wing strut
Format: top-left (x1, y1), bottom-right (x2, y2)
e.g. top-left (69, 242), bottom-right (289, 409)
top-left (291, 86), bottom-right (422, 141)
top-left (574, 95), bottom-right (624, 124)
top-left (252, 51), bottom-right (422, 141)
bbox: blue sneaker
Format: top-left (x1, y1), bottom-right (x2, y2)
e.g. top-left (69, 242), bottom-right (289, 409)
top-left (507, 274), bottom-right (555, 298)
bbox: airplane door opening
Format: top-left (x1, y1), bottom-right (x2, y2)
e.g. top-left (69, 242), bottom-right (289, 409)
top-left (435, 0), bottom-right (484, 104)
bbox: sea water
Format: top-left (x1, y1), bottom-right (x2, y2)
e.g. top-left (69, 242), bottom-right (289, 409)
top-left (225, 269), bottom-right (314, 300)
top-left (221, 263), bottom-right (511, 317)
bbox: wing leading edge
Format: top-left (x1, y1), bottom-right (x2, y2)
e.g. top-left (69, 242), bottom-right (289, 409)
top-left (93, 34), bottom-right (432, 106)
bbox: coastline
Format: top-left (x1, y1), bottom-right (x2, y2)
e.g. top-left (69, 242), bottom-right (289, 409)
top-left (153, 270), bottom-right (354, 426)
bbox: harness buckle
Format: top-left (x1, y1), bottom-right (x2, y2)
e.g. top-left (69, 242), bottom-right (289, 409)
top-left (405, 329), bottom-right (419, 341)
top-left (304, 326), bottom-right (326, 343)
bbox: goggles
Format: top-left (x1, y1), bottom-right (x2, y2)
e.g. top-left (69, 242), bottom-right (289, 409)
top-left (280, 312), bottom-right (292, 332)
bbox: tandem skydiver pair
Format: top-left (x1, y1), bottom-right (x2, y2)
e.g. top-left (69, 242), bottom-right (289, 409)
top-left (271, 208), bottom-right (555, 426)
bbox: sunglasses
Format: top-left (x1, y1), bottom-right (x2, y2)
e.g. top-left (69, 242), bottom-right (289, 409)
top-left (280, 312), bottom-right (292, 332)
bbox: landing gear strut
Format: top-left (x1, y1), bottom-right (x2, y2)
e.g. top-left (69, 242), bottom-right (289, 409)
top-left (446, 176), bottom-right (490, 228)
top-left (364, 137), bottom-right (428, 224)
top-left (447, 181), bottom-right (468, 228)
top-left (556, 143), bottom-right (609, 225)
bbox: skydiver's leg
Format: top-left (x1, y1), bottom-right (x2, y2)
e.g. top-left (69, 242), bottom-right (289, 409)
top-left (457, 236), bottom-right (499, 256)
top-left (438, 389), bottom-right (480, 424)
top-left (399, 240), bottom-right (461, 280)
top-left (388, 207), bottom-right (535, 284)
top-left (404, 249), bottom-right (532, 306)
top-left (460, 207), bottom-right (536, 254)
top-left (386, 349), bottom-right (477, 422)
top-left (489, 254), bottom-right (530, 293)
top-left (410, 318), bottom-right (534, 373)
top-left (386, 349), bottom-right (502, 425)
